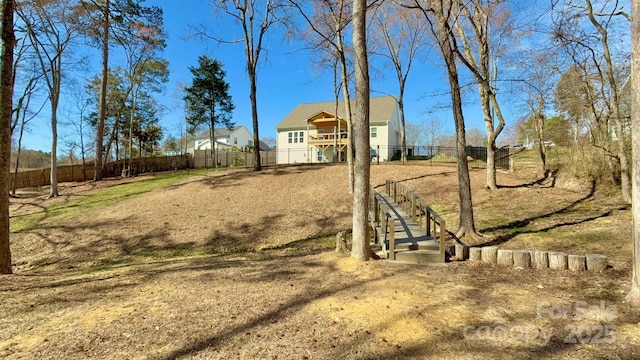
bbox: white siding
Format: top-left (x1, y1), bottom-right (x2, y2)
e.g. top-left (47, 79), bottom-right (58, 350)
top-left (276, 130), bottom-right (309, 164)
top-left (231, 126), bottom-right (254, 148)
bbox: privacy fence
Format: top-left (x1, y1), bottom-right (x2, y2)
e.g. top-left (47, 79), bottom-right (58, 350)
top-left (10, 146), bottom-right (510, 190)
top-left (10, 155), bottom-right (191, 190)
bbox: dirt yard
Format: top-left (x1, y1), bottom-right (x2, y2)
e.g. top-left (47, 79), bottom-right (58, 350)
top-left (2, 163), bottom-right (640, 359)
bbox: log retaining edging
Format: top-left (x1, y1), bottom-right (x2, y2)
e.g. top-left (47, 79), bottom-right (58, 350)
top-left (452, 245), bottom-right (608, 272)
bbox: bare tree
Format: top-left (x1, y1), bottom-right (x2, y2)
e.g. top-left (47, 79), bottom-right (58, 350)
top-left (201, 0), bottom-right (287, 172)
top-left (627, 0), bottom-right (640, 306)
top-left (407, 0), bottom-right (481, 241)
top-left (451, 0), bottom-right (512, 190)
top-left (11, 31), bottom-right (47, 194)
top-left (63, 82), bottom-right (93, 181)
top-left (351, 0), bottom-right (372, 261)
top-left (11, 63), bottom-right (46, 195)
top-left (406, 116), bottom-right (442, 148)
top-left (510, 49), bottom-right (560, 171)
top-left (17, 0), bottom-right (81, 198)
top-left (553, 0), bottom-right (631, 202)
top-left (0, 0), bottom-right (16, 274)
top-left (288, 0), bottom-right (356, 192)
top-left (370, 1), bottom-right (427, 163)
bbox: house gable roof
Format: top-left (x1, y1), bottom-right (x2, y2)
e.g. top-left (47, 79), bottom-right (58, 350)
top-left (193, 125), bottom-right (251, 140)
top-left (276, 95), bottom-right (398, 131)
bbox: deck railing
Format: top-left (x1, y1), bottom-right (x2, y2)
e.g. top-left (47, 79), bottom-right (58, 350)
top-left (383, 179), bottom-right (446, 262)
top-left (308, 133), bottom-right (349, 145)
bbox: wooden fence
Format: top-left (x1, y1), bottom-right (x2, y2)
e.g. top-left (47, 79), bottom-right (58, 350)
top-left (10, 155), bottom-right (191, 190)
top-left (193, 149), bottom-right (277, 169)
top-left (10, 164), bottom-right (94, 190)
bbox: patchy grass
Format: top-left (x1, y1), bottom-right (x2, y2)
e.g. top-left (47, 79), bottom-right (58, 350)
top-left (3, 164), bottom-right (640, 360)
top-left (10, 169), bottom-right (212, 233)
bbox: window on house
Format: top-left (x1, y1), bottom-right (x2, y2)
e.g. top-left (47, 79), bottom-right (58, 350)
top-left (288, 131), bottom-right (304, 144)
top-left (234, 137), bottom-right (238, 145)
top-left (317, 150), bottom-right (323, 162)
top-left (370, 127), bottom-right (378, 138)
top-left (248, 140), bottom-right (254, 147)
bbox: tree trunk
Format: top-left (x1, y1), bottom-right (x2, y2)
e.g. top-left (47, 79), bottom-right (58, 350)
top-left (336, 31), bottom-right (354, 193)
top-left (95, 0), bottom-right (110, 181)
top-left (0, 0), bottom-right (15, 274)
top-left (627, 0), bottom-right (640, 305)
top-left (399, 94), bottom-right (406, 163)
top-left (249, 72), bottom-right (261, 171)
top-left (49, 90), bottom-right (59, 198)
top-left (451, 72), bottom-right (476, 238)
top-left (350, 0), bottom-right (372, 262)
top-left (11, 120), bottom-right (26, 195)
top-left (429, 5), bottom-right (478, 239)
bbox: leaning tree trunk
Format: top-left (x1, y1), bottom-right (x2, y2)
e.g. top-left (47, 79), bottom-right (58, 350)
top-left (350, 0), bottom-right (372, 262)
top-left (95, 0), bottom-right (109, 181)
top-left (11, 120), bottom-right (26, 195)
top-left (429, 2), bottom-right (478, 240)
top-left (627, 0), bottom-right (640, 305)
top-left (336, 29), bottom-right (354, 193)
top-left (0, 0), bottom-right (15, 274)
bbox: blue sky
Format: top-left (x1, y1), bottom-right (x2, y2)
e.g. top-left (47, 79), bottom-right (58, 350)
top-left (20, 0), bottom-right (521, 153)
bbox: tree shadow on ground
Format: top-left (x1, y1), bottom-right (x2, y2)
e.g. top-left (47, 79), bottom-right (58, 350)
top-left (476, 180), bottom-right (624, 247)
top-left (152, 268), bottom-right (371, 360)
top-left (372, 170), bottom-right (456, 189)
top-left (162, 164), bottom-right (328, 192)
top-left (498, 169), bottom-right (558, 189)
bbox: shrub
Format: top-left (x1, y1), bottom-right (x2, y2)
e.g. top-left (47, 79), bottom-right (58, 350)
top-left (233, 156), bottom-right (245, 167)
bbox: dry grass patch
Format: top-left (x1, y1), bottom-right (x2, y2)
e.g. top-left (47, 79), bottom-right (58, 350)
top-left (2, 163), bottom-right (639, 359)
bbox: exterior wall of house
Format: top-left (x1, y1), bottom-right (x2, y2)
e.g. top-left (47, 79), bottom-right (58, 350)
top-left (275, 98), bottom-right (402, 164)
top-left (187, 126), bottom-right (255, 154)
top-left (230, 126), bottom-right (254, 148)
top-left (369, 107), bottom-right (401, 161)
top-left (276, 129), bottom-right (309, 164)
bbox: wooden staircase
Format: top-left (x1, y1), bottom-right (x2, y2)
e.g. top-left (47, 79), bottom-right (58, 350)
top-left (369, 180), bottom-right (447, 265)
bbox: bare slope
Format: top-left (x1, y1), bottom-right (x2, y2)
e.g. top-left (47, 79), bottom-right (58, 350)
top-left (3, 163), bottom-right (639, 359)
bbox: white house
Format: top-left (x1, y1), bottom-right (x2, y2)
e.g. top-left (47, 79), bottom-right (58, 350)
top-left (275, 96), bottom-right (401, 164)
top-left (186, 125), bottom-right (255, 154)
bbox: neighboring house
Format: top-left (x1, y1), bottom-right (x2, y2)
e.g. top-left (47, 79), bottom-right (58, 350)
top-left (275, 96), bottom-right (401, 164)
top-left (186, 125), bottom-right (255, 154)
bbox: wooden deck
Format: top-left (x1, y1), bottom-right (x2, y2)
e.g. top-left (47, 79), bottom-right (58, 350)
top-left (369, 180), bottom-right (447, 264)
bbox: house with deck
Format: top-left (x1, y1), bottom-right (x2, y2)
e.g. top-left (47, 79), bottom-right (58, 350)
top-left (275, 96), bottom-right (401, 164)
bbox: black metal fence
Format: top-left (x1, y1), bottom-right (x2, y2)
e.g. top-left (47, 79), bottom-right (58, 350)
top-left (256, 145), bottom-right (511, 170)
